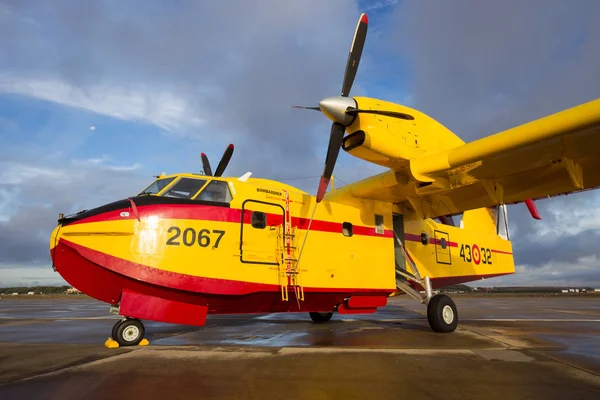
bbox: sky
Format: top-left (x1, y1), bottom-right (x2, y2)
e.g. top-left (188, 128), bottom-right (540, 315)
top-left (1, 0), bottom-right (600, 288)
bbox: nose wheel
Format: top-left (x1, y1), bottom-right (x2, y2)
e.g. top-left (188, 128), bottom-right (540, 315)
top-left (112, 318), bottom-right (145, 346)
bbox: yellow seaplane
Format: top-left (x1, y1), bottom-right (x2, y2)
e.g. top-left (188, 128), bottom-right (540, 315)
top-left (50, 13), bottom-right (600, 346)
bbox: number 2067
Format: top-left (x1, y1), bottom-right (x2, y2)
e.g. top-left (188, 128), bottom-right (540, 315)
top-left (166, 226), bottom-right (225, 248)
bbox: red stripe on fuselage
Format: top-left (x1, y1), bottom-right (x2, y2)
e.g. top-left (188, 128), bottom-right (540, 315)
top-left (70, 203), bottom-right (394, 238)
top-left (403, 233), bottom-right (458, 247)
top-left (52, 240), bottom-right (394, 315)
top-left (491, 249), bottom-right (513, 255)
top-left (58, 238), bottom-right (395, 297)
top-left (403, 233), bottom-right (511, 255)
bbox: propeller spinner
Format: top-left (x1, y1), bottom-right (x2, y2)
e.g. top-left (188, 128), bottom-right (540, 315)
top-left (200, 144), bottom-right (234, 178)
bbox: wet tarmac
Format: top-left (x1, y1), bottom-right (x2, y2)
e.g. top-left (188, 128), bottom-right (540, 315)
top-left (1, 295), bottom-right (599, 399)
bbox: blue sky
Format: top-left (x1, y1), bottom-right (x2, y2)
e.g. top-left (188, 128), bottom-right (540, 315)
top-left (1, 0), bottom-right (600, 287)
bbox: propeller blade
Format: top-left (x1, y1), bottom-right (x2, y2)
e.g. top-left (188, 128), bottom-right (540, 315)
top-left (346, 108), bottom-right (415, 120)
top-left (201, 153), bottom-right (213, 176)
top-left (316, 123), bottom-right (346, 202)
top-left (214, 144), bottom-right (234, 177)
top-left (341, 13), bottom-right (368, 97)
top-left (292, 105), bottom-right (321, 111)
top-left (525, 198), bottom-right (542, 220)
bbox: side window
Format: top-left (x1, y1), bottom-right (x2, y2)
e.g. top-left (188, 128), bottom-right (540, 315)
top-left (162, 178), bottom-right (207, 199)
top-left (252, 212), bottom-right (266, 229)
top-left (196, 181), bottom-right (233, 203)
top-left (375, 214), bottom-right (384, 235)
top-left (342, 222), bottom-right (353, 237)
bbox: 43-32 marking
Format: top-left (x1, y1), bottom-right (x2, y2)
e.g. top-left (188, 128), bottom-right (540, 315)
top-left (459, 244), bottom-right (492, 265)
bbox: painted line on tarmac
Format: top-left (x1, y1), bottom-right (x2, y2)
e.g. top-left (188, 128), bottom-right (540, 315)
top-left (278, 347), bottom-right (478, 356)
top-left (378, 318), bottom-right (600, 323)
top-left (460, 318), bottom-right (600, 322)
top-left (256, 315), bottom-right (600, 323)
top-left (0, 316), bottom-right (119, 320)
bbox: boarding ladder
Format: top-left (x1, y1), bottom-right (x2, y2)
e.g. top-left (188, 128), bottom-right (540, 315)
top-left (278, 190), bottom-right (304, 303)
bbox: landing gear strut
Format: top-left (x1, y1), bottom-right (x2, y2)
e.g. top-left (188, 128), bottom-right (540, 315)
top-left (309, 312), bottom-right (333, 323)
top-left (112, 318), bottom-right (145, 346)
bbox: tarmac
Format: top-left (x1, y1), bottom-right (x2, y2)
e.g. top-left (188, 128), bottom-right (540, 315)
top-left (1, 295), bottom-right (599, 399)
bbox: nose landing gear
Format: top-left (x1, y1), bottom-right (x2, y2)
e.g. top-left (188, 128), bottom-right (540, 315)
top-left (108, 317), bottom-right (147, 347)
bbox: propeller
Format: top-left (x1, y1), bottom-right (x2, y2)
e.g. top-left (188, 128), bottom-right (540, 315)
top-left (292, 13), bottom-right (415, 203)
top-left (292, 105), bottom-right (320, 111)
top-left (200, 144), bottom-right (234, 177)
top-left (317, 123), bottom-right (347, 202)
top-left (214, 144), bottom-right (234, 177)
top-left (297, 13), bottom-right (368, 203)
top-left (201, 153), bottom-right (212, 176)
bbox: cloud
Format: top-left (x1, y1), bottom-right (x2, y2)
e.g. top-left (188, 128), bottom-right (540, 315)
top-left (387, 0), bottom-right (600, 286)
top-left (0, 156), bottom-right (149, 269)
top-left (0, 75), bottom-right (206, 132)
top-left (0, 1), bottom-right (368, 285)
top-left (1, 0), bottom-right (600, 289)
top-left (389, 0), bottom-right (600, 140)
top-left (0, 0), bottom-right (370, 181)
top-left (473, 256), bottom-right (600, 288)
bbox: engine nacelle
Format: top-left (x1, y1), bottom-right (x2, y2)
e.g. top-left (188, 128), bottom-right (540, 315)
top-left (342, 97), bottom-right (465, 171)
top-left (342, 129), bottom-right (411, 170)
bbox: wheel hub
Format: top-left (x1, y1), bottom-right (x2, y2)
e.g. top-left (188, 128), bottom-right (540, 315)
top-left (442, 305), bottom-right (454, 324)
top-left (123, 325), bottom-right (140, 342)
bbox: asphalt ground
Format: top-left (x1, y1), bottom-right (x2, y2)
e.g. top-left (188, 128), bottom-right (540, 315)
top-left (1, 295), bottom-right (599, 399)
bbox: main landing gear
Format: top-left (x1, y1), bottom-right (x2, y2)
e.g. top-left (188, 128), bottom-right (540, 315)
top-left (111, 317), bottom-right (146, 346)
top-left (426, 294), bottom-right (458, 333)
top-left (394, 234), bottom-right (458, 333)
top-left (309, 312), bottom-right (333, 323)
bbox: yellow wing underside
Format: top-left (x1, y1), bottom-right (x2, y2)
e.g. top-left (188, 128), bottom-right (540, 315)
top-left (347, 98), bottom-right (600, 218)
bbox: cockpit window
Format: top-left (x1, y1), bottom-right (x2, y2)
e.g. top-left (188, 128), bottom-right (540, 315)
top-left (162, 178), bottom-right (208, 199)
top-left (139, 177), bottom-right (176, 195)
top-left (196, 180), bottom-right (232, 203)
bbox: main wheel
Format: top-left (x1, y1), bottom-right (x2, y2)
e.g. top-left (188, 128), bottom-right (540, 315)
top-left (114, 318), bottom-right (145, 346)
top-left (427, 294), bottom-right (458, 333)
top-left (309, 312), bottom-right (333, 323)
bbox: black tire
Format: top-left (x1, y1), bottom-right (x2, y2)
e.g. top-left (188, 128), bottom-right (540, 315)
top-left (427, 294), bottom-right (458, 333)
top-left (111, 318), bottom-right (125, 340)
top-left (114, 318), bottom-right (145, 346)
top-left (309, 312), bottom-right (333, 323)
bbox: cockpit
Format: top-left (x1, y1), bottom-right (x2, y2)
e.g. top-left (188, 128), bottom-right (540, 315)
top-left (139, 175), bottom-right (233, 203)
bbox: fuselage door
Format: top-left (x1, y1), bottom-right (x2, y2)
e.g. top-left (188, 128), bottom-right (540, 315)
top-left (240, 200), bottom-right (284, 265)
top-left (434, 230), bottom-right (451, 265)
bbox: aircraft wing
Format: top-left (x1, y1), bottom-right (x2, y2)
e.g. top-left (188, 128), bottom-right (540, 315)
top-left (345, 98), bottom-right (600, 218)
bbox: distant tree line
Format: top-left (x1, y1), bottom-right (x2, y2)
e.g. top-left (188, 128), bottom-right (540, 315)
top-left (0, 286), bottom-right (72, 294)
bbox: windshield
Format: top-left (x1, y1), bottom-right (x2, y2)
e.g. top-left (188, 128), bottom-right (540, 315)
top-left (162, 177), bottom-right (208, 199)
top-left (139, 177), bottom-right (176, 195)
